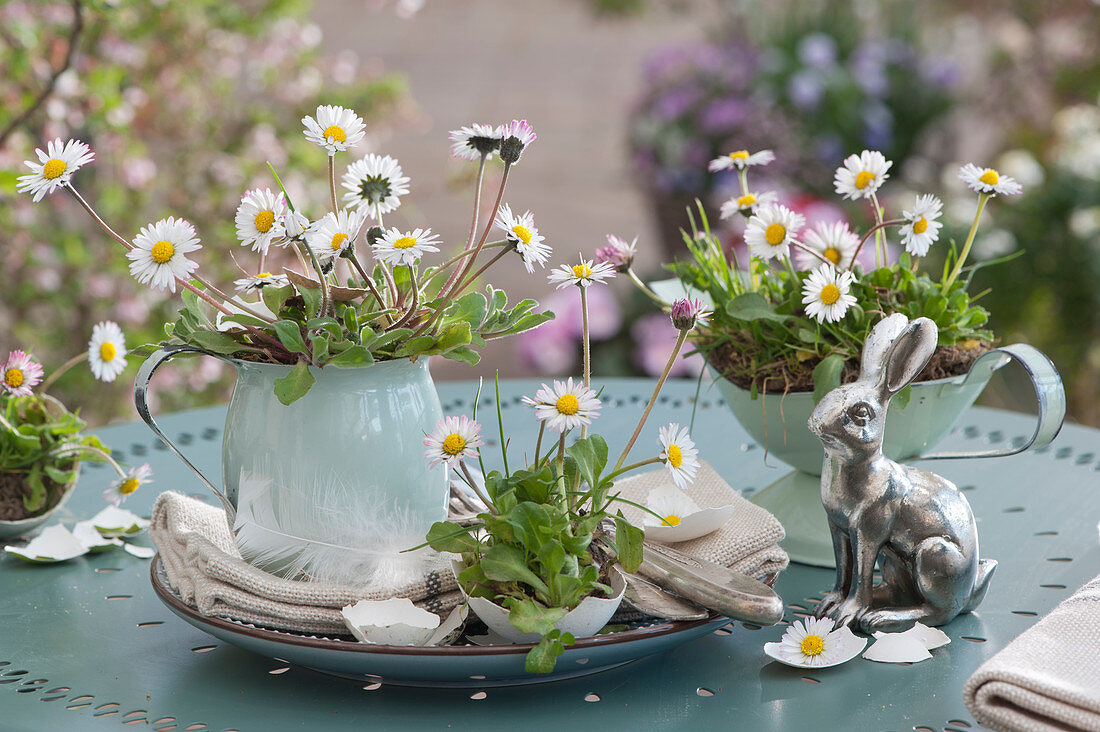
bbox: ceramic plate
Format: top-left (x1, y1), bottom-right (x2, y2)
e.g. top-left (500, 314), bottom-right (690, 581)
top-left (150, 557), bottom-right (730, 687)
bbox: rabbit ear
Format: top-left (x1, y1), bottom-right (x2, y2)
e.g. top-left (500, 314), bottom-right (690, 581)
top-left (880, 317), bottom-right (938, 397)
top-left (860, 314), bottom-right (911, 385)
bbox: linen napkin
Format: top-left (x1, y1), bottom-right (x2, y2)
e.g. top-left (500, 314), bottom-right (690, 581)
top-left (149, 491), bottom-right (460, 636)
top-left (613, 461), bottom-right (789, 581)
top-left (963, 573), bottom-right (1100, 732)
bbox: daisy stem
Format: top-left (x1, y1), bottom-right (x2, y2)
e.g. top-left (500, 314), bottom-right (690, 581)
top-left (453, 248), bottom-right (508, 300)
top-left (847, 219), bottom-right (904, 273)
top-left (554, 433), bottom-right (567, 501)
top-left (37, 352), bottom-right (88, 396)
top-left (942, 193), bottom-right (990, 291)
top-left (386, 265), bottom-right (420, 332)
top-left (579, 286), bottom-right (592, 444)
top-left (347, 251), bottom-right (391, 316)
top-left (447, 163), bottom-right (511, 303)
top-left (49, 443), bottom-right (127, 479)
top-left (613, 328), bottom-right (689, 472)
top-left (738, 169), bottom-right (750, 197)
top-left (870, 192), bottom-right (886, 268)
top-left (439, 154), bottom-right (489, 299)
top-left (789, 241), bottom-right (835, 268)
top-left (379, 261), bottom-right (400, 310)
top-left (258, 250), bottom-right (267, 274)
top-left (533, 421), bottom-right (546, 469)
top-left (423, 241), bottom-right (508, 288)
top-left (65, 184), bottom-right (132, 250)
top-left (298, 241), bottom-right (331, 318)
top-left (328, 156), bottom-right (339, 213)
top-left (627, 268), bottom-right (666, 304)
top-left (604, 456), bottom-right (661, 484)
top-left (460, 462), bottom-right (497, 515)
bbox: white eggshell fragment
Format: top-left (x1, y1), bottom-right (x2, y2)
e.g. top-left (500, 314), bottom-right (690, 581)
top-left (122, 543), bottom-right (156, 559)
top-left (763, 624), bottom-right (867, 669)
top-left (72, 521), bottom-right (123, 552)
top-left (91, 505), bottom-right (150, 537)
top-left (342, 598), bottom-right (443, 646)
top-left (641, 484), bottom-right (736, 543)
top-left (872, 622), bottom-right (951, 650)
top-left (4, 524), bottom-right (89, 563)
top-left (863, 633), bottom-right (933, 663)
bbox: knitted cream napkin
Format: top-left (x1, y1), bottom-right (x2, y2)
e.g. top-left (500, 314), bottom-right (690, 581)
top-left (149, 491), bottom-right (460, 636)
top-left (963, 574), bottom-right (1100, 732)
top-left (613, 461), bottom-right (789, 580)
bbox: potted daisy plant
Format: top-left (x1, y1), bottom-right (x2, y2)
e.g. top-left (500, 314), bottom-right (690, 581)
top-left (0, 324), bottom-right (151, 539)
top-left (16, 107), bottom-right (555, 584)
top-left (422, 252), bottom-right (709, 674)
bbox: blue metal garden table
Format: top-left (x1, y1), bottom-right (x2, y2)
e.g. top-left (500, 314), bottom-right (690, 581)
top-left (1, 378), bottom-right (1097, 731)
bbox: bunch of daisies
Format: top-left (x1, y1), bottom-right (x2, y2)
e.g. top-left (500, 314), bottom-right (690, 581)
top-left (0, 324), bottom-right (152, 511)
top-left (15, 106), bottom-right (550, 373)
top-left (703, 147), bottom-right (1023, 324)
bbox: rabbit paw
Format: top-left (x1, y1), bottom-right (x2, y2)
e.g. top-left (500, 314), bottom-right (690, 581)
top-left (858, 608), bottom-right (918, 634)
top-left (826, 598), bottom-right (870, 629)
top-left (813, 591), bottom-right (846, 618)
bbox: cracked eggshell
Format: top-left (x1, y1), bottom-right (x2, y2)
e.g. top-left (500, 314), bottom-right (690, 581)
top-left (874, 622), bottom-right (951, 650)
top-left (91, 505), bottom-right (150, 537)
top-left (763, 624), bottom-right (867, 669)
top-left (4, 524), bottom-right (89, 563)
top-left (341, 598), bottom-right (443, 646)
top-left (641, 484), bottom-right (736, 544)
top-left (863, 633), bottom-right (933, 663)
top-left (72, 521), bottom-right (123, 553)
top-left (122, 543), bottom-right (156, 559)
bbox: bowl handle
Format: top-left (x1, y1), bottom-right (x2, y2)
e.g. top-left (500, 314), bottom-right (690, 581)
top-left (134, 345), bottom-right (236, 521)
top-left (920, 344), bottom-right (1066, 461)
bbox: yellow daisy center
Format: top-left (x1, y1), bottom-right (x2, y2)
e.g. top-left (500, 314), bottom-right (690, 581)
top-left (572, 264), bottom-right (592, 279)
top-left (323, 125), bottom-right (346, 143)
top-left (100, 342), bottom-right (117, 362)
top-left (257, 272), bottom-right (272, 278)
top-left (729, 150), bottom-right (749, 160)
top-left (820, 284), bottom-right (841, 305)
top-left (764, 223), bottom-right (787, 246)
top-left (254, 210), bottom-right (275, 233)
top-left (511, 225), bottom-right (533, 245)
top-left (913, 217), bottom-right (928, 234)
top-left (4, 369), bottom-right (24, 388)
top-left (823, 247), bottom-right (841, 265)
top-left (737, 194), bottom-right (756, 207)
top-left (441, 433), bottom-right (466, 456)
top-left (800, 634), bottom-right (825, 656)
top-left (119, 478), bottom-right (140, 495)
top-left (667, 443), bottom-right (683, 468)
top-left (42, 158), bottom-right (67, 179)
top-left (150, 240), bottom-right (175, 264)
top-left (980, 169), bottom-right (1000, 186)
top-left (663, 514), bottom-right (681, 527)
top-left (331, 232), bottom-right (349, 250)
top-left (855, 171), bottom-right (876, 190)
top-left (394, 236), bottom-right (418, 249)
top-left (555, 393), bottom-right (580, 415)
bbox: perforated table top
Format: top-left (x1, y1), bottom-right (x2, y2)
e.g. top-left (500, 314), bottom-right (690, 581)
top-left (1, 378), bottom-right (1097, 732)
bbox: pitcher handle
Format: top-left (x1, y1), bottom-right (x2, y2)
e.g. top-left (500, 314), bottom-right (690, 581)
top-left (134, 345), bottom-right (236, 521)
top-left (920, 344), bottom-right (1066, 461)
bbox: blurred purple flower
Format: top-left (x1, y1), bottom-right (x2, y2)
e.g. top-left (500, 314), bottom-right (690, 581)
top-left (653, 87), bottom-right (703, 121)
top-left (700, 98), bottom-right (749, 134)
top-left (632, 314), bottom-right (704, 378)
top-left (797, 33), bottom-right (838, 68)
top-left (787, 70), bottom-right (825, 111)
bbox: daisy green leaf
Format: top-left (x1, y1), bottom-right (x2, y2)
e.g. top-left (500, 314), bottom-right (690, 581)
top-left (271, 320), bottom-right (308, 354)
top-left (812, 354), bottom-right (845, 405)
top-left (504, 597), bottom-right (567, 637)
top-left (327, 345), bottom-right (374, 367)
top-left (261, 284), bottom-right (295, 316)
top-left (480, 544), bottom-right (550, 596)
top-left (272, 358), bottom-right (315, 406)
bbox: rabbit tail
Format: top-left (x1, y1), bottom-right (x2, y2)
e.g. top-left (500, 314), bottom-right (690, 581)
top-left (962, 558), bottom-right (997, 613)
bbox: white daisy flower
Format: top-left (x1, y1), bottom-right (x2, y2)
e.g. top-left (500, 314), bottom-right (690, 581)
top-left (834, 150), bottom-right (892, 200)
top-left (372, 227), bottom-right (441, 267)
top-left (594, 234), bottom-right (638, 272)
top-left (16, 138), bottom-right (95, 202)
top-left (521, 378), bottom-right (601, 433)
top-left (719, 190), bottom-right (777, 219)
top-left (2, 350), bottom-right (44, 397)
top-left (801, 265), bottom-right (858, 324)
top-left (449, 123), bottom-right (502, 161)
top-left (770, 617), bottom-right (863, 668)
top-left (234, 188), bottom-right (287, 254)
top-left (127, 217), bottom-right (202, 292)
top-left (233, 272), bottom-right (290, 294)
top-left (899, 194), bottom-right (944, 257)
top-left (103, 463), bottom-right (153, 506)
top-left (283, 210), bottom-right (310, 240)
top-left (958, 163), bottom-right (1023, 197)
top-left (308, 208), bottom-right (368, 261)
top-left (658, 422), bottom-right (700, 489)
top-left (498, 119), bottom-right (536, 165)
top-left (546, 258), bottom-right (616, 289)
top-left (798, 220), bottom-right (860, 269)
top-left (423, 415), bottom-right (484, 469)
top-left (708, 149), bottom-right (775, 172)
top-left (494, 203), bottom-right (551, 273)
top-left (640, 484), bottom-right (735, 544)
top-left (342, 153), bottom-right (411, 218)
top-left (744, 203), bottom-right (805, 261)
top-left (302, 105), bottom-right (366, 156)
top-left (87, 321), bottom-right (128, 383)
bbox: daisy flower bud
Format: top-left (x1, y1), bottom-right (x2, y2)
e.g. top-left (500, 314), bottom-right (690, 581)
top-left (669, 297), bottom-right (710, 331)
top-left (594, 234), bottom-right (637, 273)
top-left (498, 120), bottom-right (536, 165)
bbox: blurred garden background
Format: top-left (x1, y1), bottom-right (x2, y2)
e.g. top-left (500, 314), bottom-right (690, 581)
top-left (2, 0), bottom-right (1098, 425)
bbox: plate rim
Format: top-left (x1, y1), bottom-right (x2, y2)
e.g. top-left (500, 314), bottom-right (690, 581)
top-left (149, 555), bottom-right (726, 658)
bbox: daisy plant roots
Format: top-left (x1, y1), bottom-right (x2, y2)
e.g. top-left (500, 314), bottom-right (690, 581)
top-left (420, 276), bottom-right (709, 673)
top-left (17, 112), bottom-right (554, 405)
top-left (638, 149), bottom-right (1025, 402)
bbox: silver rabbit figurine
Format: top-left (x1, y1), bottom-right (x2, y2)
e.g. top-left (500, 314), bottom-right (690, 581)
top-left (810, 314), bottom-right (996, 633)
